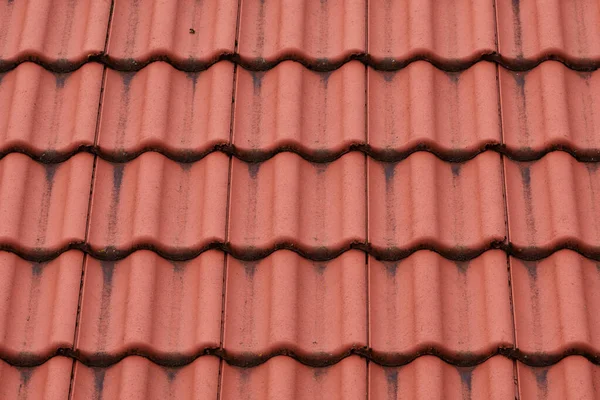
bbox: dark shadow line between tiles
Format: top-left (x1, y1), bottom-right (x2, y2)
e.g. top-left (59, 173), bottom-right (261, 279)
top-left (3, 143), bottom-right (600, 164)
top-left (5, 239), bottom-right (600, 264)
top-left (4, 345), bottom-right (600, 369)
top-left (1, 51), bottom-right (600, 74)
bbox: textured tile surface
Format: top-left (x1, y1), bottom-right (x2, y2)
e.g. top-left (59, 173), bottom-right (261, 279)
top-left (0, 62), bottom-right (103, 158)
top-left (368, 0), bottom-right (497, 66)
top-left (228, 152), bottom-right (366, 258)
top-left (233, 61), bottom-right (365, 159)
top-left (512, 251), bottom-right (600, 357)
top-left (496, 0), bottom-right (600, 65)
top-left (500, 62), bottom-right (600, 159)
top-left (368, 61), bottom-right (501, 158)
top-left (88, 152), bottom-right (229, 256)
top-left (224, 250), bottom-right (366, 359)
top-left (369, 356), bottom-right (515, 400)
top-left (0, 251), bottom-right (82, 362)
top-left (368, 151), bottom-right (506, 257)
top-left (505, 153), bottom-right (600, 257)
top-left (99, 61), bottom-right (234, 159)
top-left (0, 153), bottom-right (93, 255)
top-left (518, 356), bottom-right (600, 400)
top-left (76, 250), bottom-right (224, 360)
top-left (71, 356), bottom-right (220, 400)
top-left (369, 250), bottom-right (513, 362)
top-left (0, 0), bottom-right (111, 68)
top-left (238, 0), bottom-right (366, 65)
top-left (106, 0), bottom-right (238, 67)
top-left (0, 357), bottom-right (72, 400)
top-left (221, 356), bottom-right (367, 400)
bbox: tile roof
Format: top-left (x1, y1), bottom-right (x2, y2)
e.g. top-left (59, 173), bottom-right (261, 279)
top-left (1, 0), bottom-right (600, 399)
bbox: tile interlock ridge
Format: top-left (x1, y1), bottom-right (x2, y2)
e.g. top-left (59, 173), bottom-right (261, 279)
top-left (3, 240), bottom-right (600, 264)
top-left (4, 345), bottom-right (600, 369)
top-left (1, 51), bottom-right (600, 74)
top-left (2, 143), bottom-right (600, 164)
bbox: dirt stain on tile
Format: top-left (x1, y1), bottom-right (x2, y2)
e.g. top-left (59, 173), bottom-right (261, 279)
top-left (98, 262), bottom-right (115, 351)
top-left (108, 164), bottom-right (124, 243)
top-left (520, 165), bottom-right (537, 243)
top-left (16, 368), bottom-right (33, 400)
top-left (124, 0), bottom-right (141, 56)
top-left (533, 367), bottom-right (549, 398)
top-left (35, 164), bottom-right (57, 247)
top-left (384, 163), bottom-right (397, 246)
top-left (57, 0), bottom-right (77, 58)
top-left (115, 72), bottom-right (135, 150)
top-left (93, 368), bottom-right (106, 400)
top-left (385, 368), bottom-right (399, 400)
top-left (523, 261), bottom-right (543, 352)
top-left (254, 0), bottom-right (266, 57)
top-left (458, 367), bottom-right (474, 400)
top-left (511, 0), bottom-right (524, 58)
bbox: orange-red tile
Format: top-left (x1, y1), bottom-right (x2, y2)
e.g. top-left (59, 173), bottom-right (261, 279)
top-left (368, 61), bottom-right (501, 158)
top-left (98, 61), bottom-right (234, 159)
top-left (224, 250), bottom-right (366, 359)
top-left (368, 152), bottom-right (506, 257)
top-left (106, 0), bottom-right (237, 67)
top-left (228, 152), bottom-right (366, 257)
top-left (233, 61), bottom-right (365, 159)
top-left (220, 356), bottom-right (366, 400)
top-left (0, 153), bottom-right (93, 255)
top-left (0, 0), bottom-right (111, 67)
top-left (0, 357), bottom-right (72, 400)
top-left (497, 0), bottom-right (600, 65)
top-left (369, 251), bottom-right (513, 362)
top-left (512, 251), bottom-right (600, 357)
top-left (500, 62), bottom-right (600, 159)
top-left (238, 0), bottom-right (366, 65)
top-left (0, 62), bottom-right (102, 158)
top-left (76, 250), bottom-right (224, 359)
top-left (0, 251), bottom-right (81, 362)
top-left (88, 152), bottom-right (229, 256)
top-left (368, 0), bottom-right (497, 66)
top-left (370, 356), bottom-right (515, 400)
top-left (71, 356), bottom-right (220, 400)
top-left (518, 356), bottom-right (600, 400)
top-left (505, 153), bottom-right (600, 256)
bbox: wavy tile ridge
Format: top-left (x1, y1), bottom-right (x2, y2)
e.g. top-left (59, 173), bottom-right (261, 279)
top-left (3, 346), bottom-right (600, 369)
top-left (2, 52), bottom-right (600, 73)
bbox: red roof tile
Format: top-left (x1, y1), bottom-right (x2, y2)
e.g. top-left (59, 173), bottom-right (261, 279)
top-left (369, 356), bottom-right (515, 400)
top-left (505, 153), bottom-right (600, 259)
top-left (220, 356), bottom-right (367, 400)
top-left (0, 0), bottom-right (111, 69)
top-left (228, 152), bottom-right (366, 259)
top-left (500, 62), bottom-right (600, 160)
top-left (512, 251), bottom-right (600, 358)
top-left (369, 251), bottom-right (513, 363)
top-left (87, 152), bottom-right (229, 258)
top-left (0, 62), bottom-right (103, 160)
top-left (518, 356), bottom-right (600, 399)
top-left (224, 250), bottom-right (366, 361)
top-left (368, 0), bottom-right (497, 67)
top-left (0, 153), bottom-right (92, 257)
top-left (496, 0), bottom-right (600, 67)
top-left (71, 356), bottom-right (220, 400)
top-left (238, 0), bottom-right (366, 67)
top-left (98, 61), bottom-right (234, 161)
top-left (368, 151), bottom-right (506, 259)
top-left (106, 0), bottom-right (238, 68)
top-left (0, 251), bottom-right (81, 364)
top-left (0, 357), bottom-right (72, 400)
top-left (2, 1), bottom-right (600, 398)
top-left (368, 60), bottom-right (501, 160)
top-left (233, 61), bottom-right (365, 161)
top-left (76, 250), bottom-right (224, 362)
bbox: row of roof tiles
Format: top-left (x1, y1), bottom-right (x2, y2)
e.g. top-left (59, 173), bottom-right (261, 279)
top-left (2, 0), bottom-right (600, 70)
top-left (2, 60), bottom-right (600, 163)
top-left (1, 355), bottom-right (599, 399)
top-left (2, 249), bottom-right (600, 365)
top-left (1, 151), bottom-right (600, 260)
